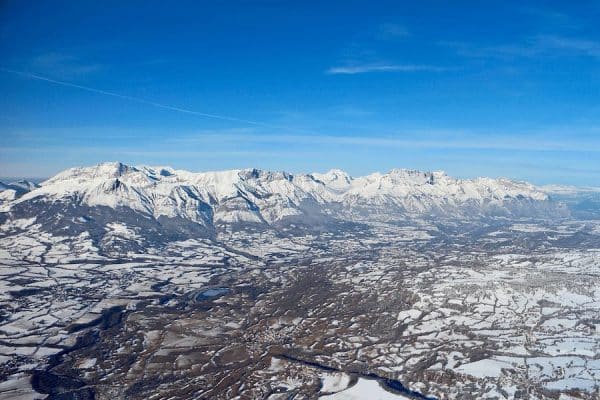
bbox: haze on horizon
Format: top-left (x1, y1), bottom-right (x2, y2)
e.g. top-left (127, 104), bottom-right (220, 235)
top-left (1, 1), bottom-right (599, 186)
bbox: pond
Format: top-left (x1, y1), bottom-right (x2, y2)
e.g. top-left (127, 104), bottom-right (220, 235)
top-left (195, 287), bottom-right (230, 301)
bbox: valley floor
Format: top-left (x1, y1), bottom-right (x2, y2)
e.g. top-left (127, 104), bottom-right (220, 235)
top-left (0, 217), bottom-right (599, 399)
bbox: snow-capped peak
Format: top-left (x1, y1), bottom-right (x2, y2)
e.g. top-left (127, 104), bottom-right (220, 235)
top-left (6, 162), bottom-right (558, 227)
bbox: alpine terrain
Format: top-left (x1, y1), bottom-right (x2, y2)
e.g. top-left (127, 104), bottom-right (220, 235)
top-left (0, 162), bottom-right (598, 399)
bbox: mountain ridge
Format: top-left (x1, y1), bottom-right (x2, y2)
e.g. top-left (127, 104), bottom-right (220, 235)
top-left (1, 161), bottom-right (568, 243)
top-left (5, 161), bottom-right (555, 207)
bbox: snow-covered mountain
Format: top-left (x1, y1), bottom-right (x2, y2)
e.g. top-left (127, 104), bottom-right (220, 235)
top-left (1, 162), bottom-right (566, 241)
top-left (0, 179), bottom-right (39, 203)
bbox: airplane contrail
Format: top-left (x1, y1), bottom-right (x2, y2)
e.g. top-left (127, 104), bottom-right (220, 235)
top-left (0, 67), bottom-right (303, 131)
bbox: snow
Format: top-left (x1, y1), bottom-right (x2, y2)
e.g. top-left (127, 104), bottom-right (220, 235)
top-left (8, 162), bottom-right (553, 226)
top-left (320, 372), bottom-right (352, 394)
top-left (323, 378), bottom-right (411, 400)
top-left (455, 358), bottom-right (514, 378)
top-left (510, 223), bottom-right (549, 233)
top-left (0, 373), bottom-right (39, 400)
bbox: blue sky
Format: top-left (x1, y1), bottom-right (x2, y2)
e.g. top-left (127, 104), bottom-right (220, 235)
top-left (1, 1), bottom-right (599, 185)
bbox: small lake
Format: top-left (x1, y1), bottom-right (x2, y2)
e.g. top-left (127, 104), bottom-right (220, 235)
top-left (195, 287), bottom-right (230, 301)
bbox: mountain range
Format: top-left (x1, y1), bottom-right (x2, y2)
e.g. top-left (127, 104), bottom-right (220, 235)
top-left (0, 162), bottom-right (569, 243)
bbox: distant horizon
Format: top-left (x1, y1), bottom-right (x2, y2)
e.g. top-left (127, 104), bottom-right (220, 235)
top-left (2, 2), bottom-right (599, 185)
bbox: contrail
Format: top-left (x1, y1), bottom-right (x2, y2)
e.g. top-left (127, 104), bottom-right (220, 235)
top-left (0, 67), bottom-right (303, 131)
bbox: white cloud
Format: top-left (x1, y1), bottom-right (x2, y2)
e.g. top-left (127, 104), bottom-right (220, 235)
top-left (326, 64), bottom-right (449, 74)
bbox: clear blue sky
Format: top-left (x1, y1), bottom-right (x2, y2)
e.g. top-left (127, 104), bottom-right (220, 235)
top-left (1, 1), bottom-right (599, 185)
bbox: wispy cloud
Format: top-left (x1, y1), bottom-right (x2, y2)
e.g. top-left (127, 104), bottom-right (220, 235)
top-left (326, 63), bottom-right (449, 74)
top-left (378, 23), bottom-right (409, 39)
top-left (329, 105), bottom-right (374, 117)
top-left (32, 52), bottom-right (102, 78)
top-left (536, 35), bottom-right (600, 58)
top-left (328, 21), bottom-right (449, 76)
top-left (519, 7), bottom-right (581, 30)
top-left (444, 34), bottom-right (600, 60)
top-left (167, 129), bottom-right (600, 153)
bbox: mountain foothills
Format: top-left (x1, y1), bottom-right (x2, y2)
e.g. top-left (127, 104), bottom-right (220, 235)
top-left (0, 162), bottom-right (566, 241)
